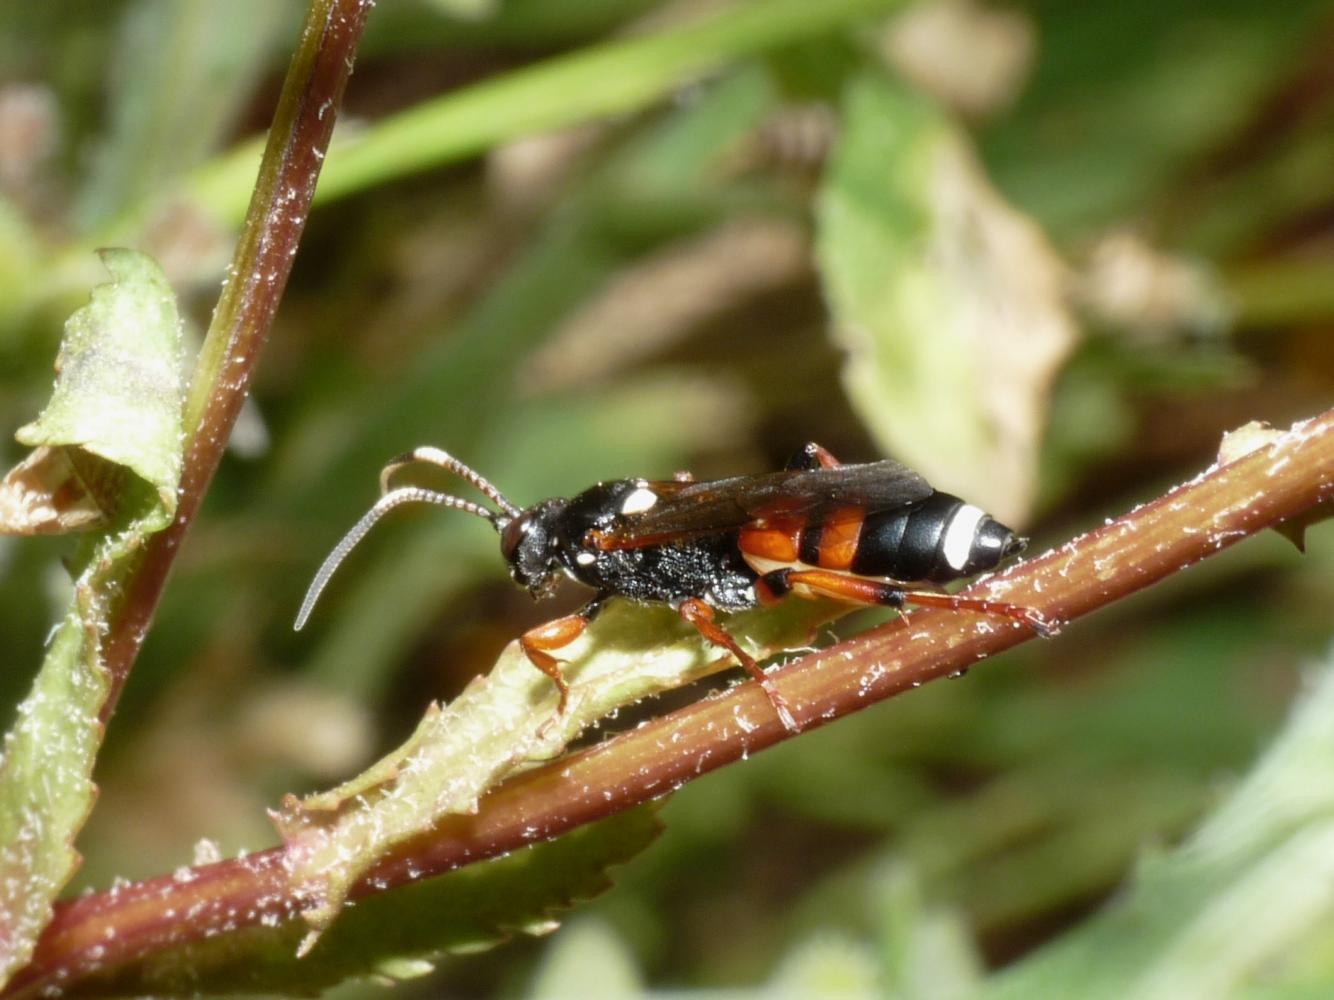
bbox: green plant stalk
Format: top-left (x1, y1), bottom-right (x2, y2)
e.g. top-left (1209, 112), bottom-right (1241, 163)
top-left (0, 1), bottom-right (368, 973)
top-left (96, 0), bottom-right (374, 722)
top-left (9, 408), bottom-right (1331, 997)
top-left (188, 0), bottom-right (905, 223)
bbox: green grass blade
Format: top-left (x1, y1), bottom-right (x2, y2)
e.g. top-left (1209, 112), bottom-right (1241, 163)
top-left (189, 0), bottom-right (904, 223)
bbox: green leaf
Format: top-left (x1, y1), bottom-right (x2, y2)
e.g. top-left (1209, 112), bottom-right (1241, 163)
top-left (766, 935), bottom-right (880, 1000)
top-left (0, 248), bottom-right (183, 985)
top-left (816, 73), bottom-right (1074, 526)
top-left (529, 919), bottom-right (644, 999)
top-left (278, 596), bottom-right (840, 936)
top-left (980, 646), bottom-right (1334, 1000)
top-left (873, 863), bottom-right (981, 1000)
top-left (14, 249), bottom-right (183, 510)
top-left (71, 807), bottom-right (662, 998)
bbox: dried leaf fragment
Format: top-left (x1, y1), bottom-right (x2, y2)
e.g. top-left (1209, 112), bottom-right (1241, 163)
top-left (0, 446), bottom-right (119, 535)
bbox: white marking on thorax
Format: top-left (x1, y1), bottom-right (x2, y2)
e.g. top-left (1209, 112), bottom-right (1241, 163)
top-left (620, 486), bottom-right (658, 515)
top-left (941, 504), bottom-right (986, 571)
top-left (575, 551), bottom-right (597, 566)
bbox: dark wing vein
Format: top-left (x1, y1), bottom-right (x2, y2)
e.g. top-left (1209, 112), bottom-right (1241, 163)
top-left (601, 460), bottom-right (933, 546)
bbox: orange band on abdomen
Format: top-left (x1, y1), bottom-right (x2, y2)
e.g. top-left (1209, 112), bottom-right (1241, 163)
top-left (738, 520), bottom-right (802, 563)
top-left (817, 507), bottom-right (864, 570)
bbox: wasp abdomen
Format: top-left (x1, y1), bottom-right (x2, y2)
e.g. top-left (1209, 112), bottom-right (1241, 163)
top-left (848, 492), bottom-right (1016, 584)
top-left (738, 492), bottom-right (1019, 585)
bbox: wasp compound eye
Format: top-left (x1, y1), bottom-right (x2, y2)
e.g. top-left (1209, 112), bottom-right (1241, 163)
top-left (500, 513), bottom-right (530, 566)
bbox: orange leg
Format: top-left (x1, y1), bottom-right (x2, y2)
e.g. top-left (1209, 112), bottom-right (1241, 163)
top-left (678, 598), bottom-right (799, 732)
top-left (761, 567), bottom-right (1055, 637)
top-left (519, 596), bottom-right (608, 712)
top-left (895, 590), bottom-right (1056, 637)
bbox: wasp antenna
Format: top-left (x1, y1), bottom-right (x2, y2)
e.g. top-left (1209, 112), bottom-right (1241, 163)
top-left (380, 446), bottom-right (521, 518)
top-left (294, 486), bottom-right (501, 632)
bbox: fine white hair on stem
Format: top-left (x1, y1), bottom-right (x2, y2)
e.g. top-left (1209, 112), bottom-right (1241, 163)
top-left (293, 486), bottom-right (500, 631)
top-left (380, 446), bottom-right (520, 518)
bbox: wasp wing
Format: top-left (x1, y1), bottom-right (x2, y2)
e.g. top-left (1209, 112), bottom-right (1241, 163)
top-left (595, 460), bottom-right (934, 549)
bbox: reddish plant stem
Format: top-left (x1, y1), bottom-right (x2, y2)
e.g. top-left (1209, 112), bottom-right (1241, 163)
top-left (8, 409), bottom-right (1332, 996)
top-left (97, 0), bottom-right (374, 724)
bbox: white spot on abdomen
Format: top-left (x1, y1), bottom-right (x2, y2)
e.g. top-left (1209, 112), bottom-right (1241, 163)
top-left (941, 504), bottom-right (985, 571)
top-left (620, 486), bottom-right (658, 515)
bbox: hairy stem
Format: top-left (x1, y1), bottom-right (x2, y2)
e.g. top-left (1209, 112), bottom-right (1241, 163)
top-left (96, 0), bottom-right (373, 723)
top-left (8, 408), bottom-right (1331, 996)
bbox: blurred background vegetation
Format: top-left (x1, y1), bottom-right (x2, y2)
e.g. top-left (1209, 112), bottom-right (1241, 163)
top-left (2, 0), bottom-right (1333, 996)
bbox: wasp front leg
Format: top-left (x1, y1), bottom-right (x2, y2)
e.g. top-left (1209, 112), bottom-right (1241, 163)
top-left (677, 598), bottom-right (799, 733)
top-left (519, 594), bottom-right (610, 712)
top-left (755, 568), bottom-right (1054, 636)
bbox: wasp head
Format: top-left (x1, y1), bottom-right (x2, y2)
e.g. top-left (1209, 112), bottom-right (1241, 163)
top-left (499, 499), bottom-right (568, 598)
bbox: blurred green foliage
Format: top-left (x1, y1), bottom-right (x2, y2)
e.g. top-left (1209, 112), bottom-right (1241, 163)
top-left (1, 0), bottom-right (1332, 996)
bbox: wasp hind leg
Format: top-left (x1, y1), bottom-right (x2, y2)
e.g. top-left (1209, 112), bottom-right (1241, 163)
top-left (519, 594), bottom-right (610, 713)
top-left (901, 589), bottom-right (1057, 637)
top-left (677, 598), bottom-right (799, 733)
top-left (758, 568), bottom-right (1054, 636)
